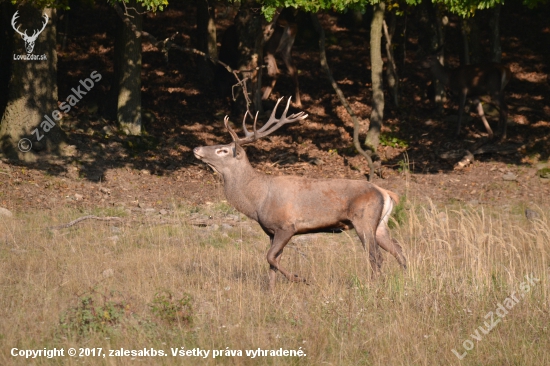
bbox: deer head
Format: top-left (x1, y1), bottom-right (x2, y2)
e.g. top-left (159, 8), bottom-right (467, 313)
top-left (194, 97), bottom-right (307, 176)
top-left (11, 11), bottom-right (49, 54)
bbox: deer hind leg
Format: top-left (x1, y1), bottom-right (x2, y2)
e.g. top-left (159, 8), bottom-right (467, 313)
top-left (279, 40), bottom-right (301, 107)
top-left (282, 55), bottom-right (301, 107)
top-left (271, 22), bottom-right (301, 107)
top-left (473, 98), bottom-right (494, 138)
top-left (495, 91), bottom-right (508, 140)
top-left (266, 229), bottom-right (304, 291)
top-left (350, 195), bottom-right (385, 276)
top-left (376, 223), bottom-right (407, 269)
top-left (262, 53), bottom-right (279, 101)
top-left (352, 216), bottom-right (383, 277)
top-left (355, 227), bottom-right (383, 277)
top-left (456, 93), bottom-right (468, 136)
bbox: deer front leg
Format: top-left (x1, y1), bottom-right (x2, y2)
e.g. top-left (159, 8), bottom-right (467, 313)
top-left (497, 92), bottom-right (508, 140)
top-left (456, 93), bottom-right (468, 136)
top-left (267, 235), bottom-right (282, 290)
top-left (473, 98), bottom-right (494, 138)
top-left (266, 229), bottom-right (304, 291)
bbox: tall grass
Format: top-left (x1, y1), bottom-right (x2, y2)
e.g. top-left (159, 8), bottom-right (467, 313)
top-left (0, 200), bottom-right (548, 365)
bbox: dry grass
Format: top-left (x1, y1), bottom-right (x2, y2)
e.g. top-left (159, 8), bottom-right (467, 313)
top-left (0, 199), bottom-right (549, 365)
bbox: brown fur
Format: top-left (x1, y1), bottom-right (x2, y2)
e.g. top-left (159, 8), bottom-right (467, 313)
top-left (194, 101), bottom-right (406, 291)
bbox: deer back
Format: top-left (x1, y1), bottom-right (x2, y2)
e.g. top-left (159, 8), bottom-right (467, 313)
top-left (450, 63), bottom-right (511, 97)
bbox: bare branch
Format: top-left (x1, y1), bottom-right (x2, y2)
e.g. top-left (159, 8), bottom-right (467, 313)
top-left (310, 13), bottom-right (376, 181)
top-left (111, 1), bottom-right (265, 115)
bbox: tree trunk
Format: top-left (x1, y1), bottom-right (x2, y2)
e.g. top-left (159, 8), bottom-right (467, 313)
top-left (115, 0), bottom-right (142, 135)
top-left (460, 18), bottom-right (471, 65)
top-left (196, 0), bottom-right (217, 83)
top-left (461, 16), bottom-right (481, 64)
top-left (365, 2), bottom-right (385, 151)
top-left (196, 0), bottom-right (217, 58)
top-left (469, 17), bottom-right (481, 64)
top-left (0, 6), bottom-right (61, 161)
top-left (489, 5), bottom-right (501, 63)
top-left (420, 0), bottom-right (448, 113)
top-left (234, 1), bottom-right (264, 113)
top-left (0, 1), bottom-right (15, 116)
top-left (383, 14), bottom-right (399, 107)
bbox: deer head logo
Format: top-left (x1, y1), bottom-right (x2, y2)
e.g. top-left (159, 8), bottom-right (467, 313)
top-left (11, 11), bottom-right (49, 54)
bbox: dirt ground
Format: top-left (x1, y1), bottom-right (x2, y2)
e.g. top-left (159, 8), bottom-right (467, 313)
top-left (1, 2), bottom-right (549, 217)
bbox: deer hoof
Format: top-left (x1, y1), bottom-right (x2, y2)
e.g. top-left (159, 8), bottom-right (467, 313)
top-left (290, 274), bottom-right (307, 284)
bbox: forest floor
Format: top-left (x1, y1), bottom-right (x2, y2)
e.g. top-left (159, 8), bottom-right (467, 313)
top-left (1, 3), bottom-right (550, 365)
top-left (1, 1), bottom-right (549, 217)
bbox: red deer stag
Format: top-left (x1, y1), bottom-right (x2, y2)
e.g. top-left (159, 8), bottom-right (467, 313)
top-left (423, 55), bottom-right (512, 139)
top-left (193, 97), bottom-right (406, 291)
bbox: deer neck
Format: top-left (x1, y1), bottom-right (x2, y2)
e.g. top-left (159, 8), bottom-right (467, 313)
top-left (221, 161), bottom-right (269, 221)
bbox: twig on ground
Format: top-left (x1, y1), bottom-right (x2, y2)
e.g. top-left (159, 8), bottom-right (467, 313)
top-left (48, 215), bottom-right (123, 230)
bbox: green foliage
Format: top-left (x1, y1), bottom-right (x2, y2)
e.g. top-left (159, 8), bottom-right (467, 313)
top-left (107, 0), bottom-right (168, 12)
top-left (397, 159), bottom-right (409, 173)
top-left (9, 0), bottom-right (71, 10)
top-left (8, 0), bottom-right (169, 12)
top-left (59, 289), bottom-right (129, 338)
top-left (538, 167), bottom-right (550, 179)
top-left (432, 0), bottom-right (547, 17)
top-left (259, 0), bottom-right (374, 20)
top-left (258, 0), bottom-right (547, 20)
top-left (149, 290), bottom-right (193, 326)
top-left (379, 133), bottom-right (408, 148)
top-left (389, 194), bottom-right (407, 228)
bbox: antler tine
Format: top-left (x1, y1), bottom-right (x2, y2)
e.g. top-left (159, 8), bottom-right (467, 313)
top-left (256, 97), bottom-right (286, 134)
top-left (11, 11), bottom-right (25, 37)
top-left (240, 110), bottom-right (262, 141)
top-left (241, 110), bottom-right (254, 138)
top-left (40, 13), bottom-right (49, 32)
top-left (257, 97), bottom-right (308, 138)
top-left (231, 96), bottom-right (308, 145)
top-left (253, 111), bottom-right (259, 139)
top-left (224, 116), bottom-right (239, 142)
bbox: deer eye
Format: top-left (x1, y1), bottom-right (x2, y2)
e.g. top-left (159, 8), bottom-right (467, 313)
top-left (216, 148), bottom-right (229, 155)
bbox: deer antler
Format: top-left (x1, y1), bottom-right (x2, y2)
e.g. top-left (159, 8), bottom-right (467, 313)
top-left (11, 11), bottom-right (26, 38)
top-left (37, 13), bottom-right (49, 36)
top-left (11, 11), bottom-right (48, 41)
top-left (27, 13), bottom-right (48, 40)
top-left (224, 97), bottom-right (308, 145)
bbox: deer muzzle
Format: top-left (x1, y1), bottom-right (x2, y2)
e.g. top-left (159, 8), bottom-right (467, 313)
top-left (193, 147), bottom-right (205, 160)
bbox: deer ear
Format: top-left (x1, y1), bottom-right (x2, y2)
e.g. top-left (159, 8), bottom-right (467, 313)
top-left (232, 142), bottom-right (245, 159)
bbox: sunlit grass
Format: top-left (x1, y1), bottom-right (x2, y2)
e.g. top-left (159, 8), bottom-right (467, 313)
top-left (0, 201), bottom-right (548, 365)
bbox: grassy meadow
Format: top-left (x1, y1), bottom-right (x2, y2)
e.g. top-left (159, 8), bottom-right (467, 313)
top-left (0, 198), bottom-right (549, 365)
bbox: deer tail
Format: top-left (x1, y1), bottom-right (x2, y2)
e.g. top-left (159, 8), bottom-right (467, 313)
top-left (386, 190), bottom-right (400, 206)
top-left (377, 188), bottom-right (400, 227)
